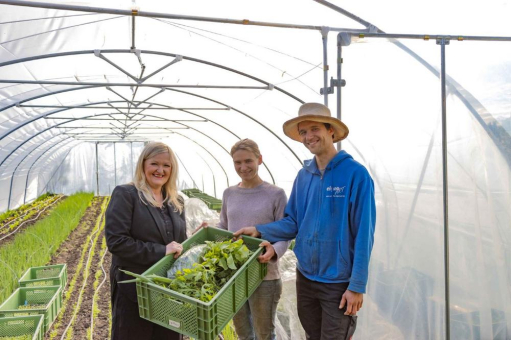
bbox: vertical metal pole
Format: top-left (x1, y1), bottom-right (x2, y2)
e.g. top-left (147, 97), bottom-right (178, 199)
top-left (131, 16), bottom-right (136, 49)
top-left (6, 169), bottom-right (14, 210)
top-left (130, 142), bottom-right (134, 179)
top-left (336, 35), bottom-right (343, 151)
top-left (321, 27), bottom-right (329, 106)
top-left (438, 37), bottom-right (451, 340)
top-left (113, 142), bottom-right (117, 188)
top-left (95, 142), bottom-right (100, 196)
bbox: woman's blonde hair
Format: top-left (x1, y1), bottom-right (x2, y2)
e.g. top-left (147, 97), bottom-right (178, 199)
top-left (230, 139), bottom-right (261, 158)
top-left (132, 142), bottom-right (183, 213)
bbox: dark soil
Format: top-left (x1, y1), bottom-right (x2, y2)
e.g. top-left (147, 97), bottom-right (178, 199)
top-left (45, 196), bottom-right (112, 340)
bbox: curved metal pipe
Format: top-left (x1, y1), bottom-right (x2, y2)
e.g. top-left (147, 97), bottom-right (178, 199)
top-left (69, 126), bottom-right (231, 188)
top-left (0, 49), bottom-right (303, 103)
top-left (0, 100), bottom-right (284, 183)
top-left (0, 112), bottom-right (244, 194)
top-left (6, 135), bottom-right (71, 209)
top-left (22, 136), bottom-right (74, 204)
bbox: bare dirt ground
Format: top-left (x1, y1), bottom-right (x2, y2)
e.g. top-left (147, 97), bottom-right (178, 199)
top-left (46, 197), bottom-right (111, 340)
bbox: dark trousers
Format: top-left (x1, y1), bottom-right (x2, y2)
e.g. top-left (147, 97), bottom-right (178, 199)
top-left (110, 266), bottom-right (182, 340)
top-left (296, 269), bottom-right (357, 340)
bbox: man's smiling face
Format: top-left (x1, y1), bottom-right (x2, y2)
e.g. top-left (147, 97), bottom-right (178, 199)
top-left (298, 120), bottom-right (334, 156)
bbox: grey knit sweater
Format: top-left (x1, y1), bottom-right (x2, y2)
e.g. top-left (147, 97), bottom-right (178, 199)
top-left (218, 181), bottom-right (289, 280)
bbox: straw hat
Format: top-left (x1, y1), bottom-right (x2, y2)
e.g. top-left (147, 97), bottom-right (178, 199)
top-left (283, 103), bottom-right (349, 143)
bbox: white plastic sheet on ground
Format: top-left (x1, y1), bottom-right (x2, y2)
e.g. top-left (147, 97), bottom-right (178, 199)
top-left (0, 1), bottom-right (510, 339)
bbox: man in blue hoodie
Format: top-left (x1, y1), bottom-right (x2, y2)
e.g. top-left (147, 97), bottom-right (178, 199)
top-left (234, 103), bottom-right (376, 340)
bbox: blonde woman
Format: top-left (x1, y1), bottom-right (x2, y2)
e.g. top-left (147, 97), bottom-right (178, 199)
top-left (106, 142), bottom-right (186, 340)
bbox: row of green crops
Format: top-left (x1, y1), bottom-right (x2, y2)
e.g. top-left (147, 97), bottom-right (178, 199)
top-left (0, 193), bottom-right (57, 225)
top-left (0, 192), bottom-right (94, 302)
top-left (0, 195), bottom-right (63, 238)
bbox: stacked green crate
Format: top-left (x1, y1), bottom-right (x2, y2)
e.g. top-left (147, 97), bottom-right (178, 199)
top-left (182, 189), bottom-right (222, 211)
top-left (18, 264), bottom-right (67, 290)
top-left (0, 315), bottom-right (44, 340)
top-left (0, 287), bottom-right (62, 333)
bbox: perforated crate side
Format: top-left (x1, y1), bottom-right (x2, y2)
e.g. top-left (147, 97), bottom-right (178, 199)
top-left (138, 228), bottom-right (267, 340)
top-left (19, 264), bottom-right (67, 290)
top-left (0, 315), bottom-right (44, 340)
top-left (0, 286), bottom-right (62, 333)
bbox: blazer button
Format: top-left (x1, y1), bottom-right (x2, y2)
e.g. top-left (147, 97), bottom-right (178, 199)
top-left (166, 231), bottom-right (170, 235)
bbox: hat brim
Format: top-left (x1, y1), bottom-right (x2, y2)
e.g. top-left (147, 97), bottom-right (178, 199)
top-left (283, 114), bottom-right (349, 143)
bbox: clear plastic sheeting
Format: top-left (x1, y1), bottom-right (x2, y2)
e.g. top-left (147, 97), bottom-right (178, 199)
top-left (183, 198), bottom-right (220, 237)
top-left (167, 244), bottom-right (207, 279)
top-left (275, 250), bottom-right (306, 340)
top-left (0, 0), bottom-right (510, 339)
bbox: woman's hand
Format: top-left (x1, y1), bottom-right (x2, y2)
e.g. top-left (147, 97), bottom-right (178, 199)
top-left (165, 241), bottom-right (184, 258)
top-left (257, 241), bottom-right (276, 263)
top-left (192, 221), bottom-right (209, 234)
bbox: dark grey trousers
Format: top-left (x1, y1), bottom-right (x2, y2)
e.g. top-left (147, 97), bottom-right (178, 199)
top-left (296, 269), bottom-right (357, 340)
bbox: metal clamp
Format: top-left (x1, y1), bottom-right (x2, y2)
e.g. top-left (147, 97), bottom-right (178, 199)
top-left (320, 77), bottom-right (346, 94)
top-left (436, 37), bottom-right (451, 45)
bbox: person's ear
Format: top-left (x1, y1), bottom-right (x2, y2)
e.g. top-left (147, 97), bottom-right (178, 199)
top-left (258, 155), bottom-right (263, 165)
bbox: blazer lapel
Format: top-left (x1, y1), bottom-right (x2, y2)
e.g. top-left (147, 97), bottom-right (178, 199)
top-left (168, 206), bottom-right (184, 242)
top-left (145, 204), bottom-right (168, 243)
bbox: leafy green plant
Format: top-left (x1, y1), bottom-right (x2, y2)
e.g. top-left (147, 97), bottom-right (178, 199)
top-left (122, 239), bottom-right (252, 302)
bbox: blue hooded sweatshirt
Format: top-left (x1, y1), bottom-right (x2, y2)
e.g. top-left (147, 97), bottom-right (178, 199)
top-left (256, 150), bottom-right (376, 293)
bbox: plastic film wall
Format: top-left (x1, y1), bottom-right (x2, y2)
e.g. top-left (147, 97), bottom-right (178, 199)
top-left (0, 1), bottom-right (510, 339)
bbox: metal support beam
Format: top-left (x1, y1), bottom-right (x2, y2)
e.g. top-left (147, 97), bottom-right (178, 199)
top-left (197, 153), bottom-right (217, 198)
top-left (335, 32), bottom-right (350, 151)
top-left (0, 79), bottom-right (270, 89)
top-left (2, 96), bottom-right (303, 170)
top-left (320, 27), bottom-right (330, 106)
top-left (130, 142), bottom-right (134, 179)
top-left (437, 37), bottom-right (451, 340)
top-left (0, 0), bottom-right (367, 33)
top-left (106, 86), bottom-right (137, 105)
top-left (40, 145), bottom-right (79, 195)
top-left (19, 104), bottom-right (228, 110)
top-left (46, 117), bottom-right (206, 122)
top-left (96, 142), bottom-right (99, 195)
top-left (131, 15), bottom-right (136, 49)
top-left (8, 135), bottom-right (66, 208)
top-left (139, 56), bottom-right (183, 83)
top-left (114, 142), bottom-right (117, 187)
top-left (0, 49), bottom-right (303, 103)
top-left (354, 32), bottom-right (511, 42)
top-left (95, 51), bottom-right (139, 82)
top-left (0, 110), bottom-right (241, 187)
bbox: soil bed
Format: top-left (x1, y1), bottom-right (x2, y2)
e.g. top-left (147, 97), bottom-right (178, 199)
top-left (45, 196), bottom-right (111, 340)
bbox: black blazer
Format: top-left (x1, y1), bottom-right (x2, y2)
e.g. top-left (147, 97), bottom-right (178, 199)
top-left (105, 184), bottom-right (187, 272)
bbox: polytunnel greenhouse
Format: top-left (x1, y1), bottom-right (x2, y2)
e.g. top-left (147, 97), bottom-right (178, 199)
top-left (0, 0), bottom-right (510, 339)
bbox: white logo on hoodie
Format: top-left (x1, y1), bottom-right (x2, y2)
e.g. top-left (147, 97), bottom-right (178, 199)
top-left (326, 186), bottom-right (346, 198)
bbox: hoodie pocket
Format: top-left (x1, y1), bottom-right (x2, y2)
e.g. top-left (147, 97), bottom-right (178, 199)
top-left (316, 240), bottom-right (350, 280)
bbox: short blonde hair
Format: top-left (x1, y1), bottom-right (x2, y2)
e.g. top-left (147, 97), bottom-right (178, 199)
top-left (230, 139), bottom-right (261, 158)
top-left (132, 142), bottom-right (183, 213)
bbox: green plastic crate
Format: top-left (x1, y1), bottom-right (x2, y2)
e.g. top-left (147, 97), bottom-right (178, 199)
top-left (0, 286), bottom-right (62, 333)
top-left (0, 315), bottom-right (44, 340)
top-left (136, 228), bottom-right (267, 340)
top-left (18, 264), bottom-right (67, 290)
